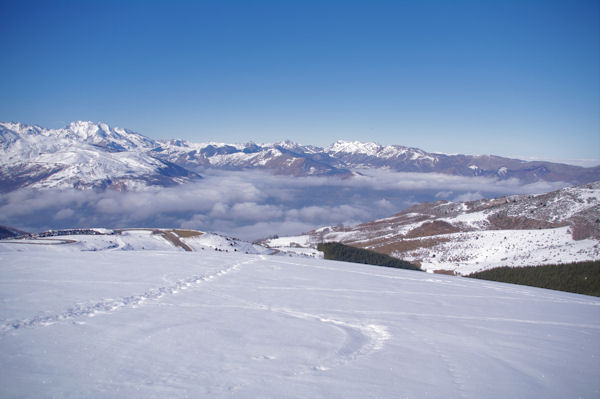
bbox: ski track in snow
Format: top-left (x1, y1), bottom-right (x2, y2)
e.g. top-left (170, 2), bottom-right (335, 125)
top-left (201, 285), bottom-right (391, 375)
top-left (0, 257), bottom-right (259, 336)
top-left (276, 309), bottom-right (390, 373)
top-left (0, 251), bottom-right (393, 375)
top-left (402, 324), bottom-right (470, 398)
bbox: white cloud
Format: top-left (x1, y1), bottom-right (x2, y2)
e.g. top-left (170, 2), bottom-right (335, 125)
top-left (375, 199), bottom-right (394, 209)
top-left (229, 202), bottom-right (284, 222)
top-left (435, 191), bottom-right (453, 199)
top-left (54, 208), bottom-right (75, 220)
top-left (453, 192), bottom-right (484, 202)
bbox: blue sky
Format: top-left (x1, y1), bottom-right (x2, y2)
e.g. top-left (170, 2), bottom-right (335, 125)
top-left (1, 0), bottom-right (598, 164)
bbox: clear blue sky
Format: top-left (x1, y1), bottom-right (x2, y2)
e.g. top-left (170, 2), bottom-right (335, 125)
top-left (1, 0), bottom-right (599, 163)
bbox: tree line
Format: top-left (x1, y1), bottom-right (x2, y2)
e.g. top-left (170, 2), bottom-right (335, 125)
top-left (467, 260), bottom-right (600, 297)
top-left (317, 242), bottom-right (421, 271)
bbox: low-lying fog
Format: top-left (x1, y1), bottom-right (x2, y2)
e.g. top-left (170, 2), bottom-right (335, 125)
top-left (0, 170), bottom-right (567, 240)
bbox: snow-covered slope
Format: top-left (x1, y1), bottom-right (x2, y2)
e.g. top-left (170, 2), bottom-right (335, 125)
top-left (180, 232), bottom-right (273, 254)
top-left (0, 242), bottom-right (598, 398)
top-left (266, 182), bottom-right (600, 274)
top-left (401, 226), bottom-right (599, 275)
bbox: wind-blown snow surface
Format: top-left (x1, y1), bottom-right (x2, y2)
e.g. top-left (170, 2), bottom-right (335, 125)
top-left (0, 246), bottom-right (599, 398)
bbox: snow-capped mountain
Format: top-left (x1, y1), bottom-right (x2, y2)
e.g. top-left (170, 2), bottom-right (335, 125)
top-left (0, 122), bottom-right (199, 191)
top-left (1, 121), bottom-right (599, 192)
top-left (325, 140), bottom-right (439, 168)
top-left (265, 182), bottom-right (600, 274)
top-left (151, 138), bottom-right (347, 177)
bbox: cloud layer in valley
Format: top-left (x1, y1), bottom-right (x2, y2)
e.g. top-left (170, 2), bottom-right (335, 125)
top-left (0, 170), bottom-right (568, 240)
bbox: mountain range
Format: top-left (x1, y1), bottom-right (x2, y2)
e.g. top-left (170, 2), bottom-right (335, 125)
top-left (1, 121), bottom-right (599, 191)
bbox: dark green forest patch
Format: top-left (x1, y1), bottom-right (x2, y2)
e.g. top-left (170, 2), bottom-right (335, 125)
top-left (467, 261), bottom-right (600, 297)
top-left (317, 242), bottom-right (422, 271)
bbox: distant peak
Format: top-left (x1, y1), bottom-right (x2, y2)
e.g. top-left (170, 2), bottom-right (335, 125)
top-left (279, 139), bottom-right (298, 145)
top-left (62, 121), bottom-right (114, 141)
top-left (68, 120), bottom-right (97, 127)
top-left (0, 121), bottom-right (44, 132)
top-left (275, 139), bottom-right (301, 149)
top-left (67, 120), bottom-right (106, 131)
top-left (325, 140), bottom-right (382, 155)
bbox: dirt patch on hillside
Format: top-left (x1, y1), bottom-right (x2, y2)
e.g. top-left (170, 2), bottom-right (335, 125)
top-left (570, 213), bottom-right (600, 240)
top-left (172, 229), bottom-right (204, 238)
top-left (162, 231), bottom-right (194, 251)
top-left (405, 221), bottom-right (460, 238)
top-left (433, 269), bottom-right (458, 275)
top-left (486, 213), bottom-right (563, 230)
top-left (355, 236), bottom-right (450, 256)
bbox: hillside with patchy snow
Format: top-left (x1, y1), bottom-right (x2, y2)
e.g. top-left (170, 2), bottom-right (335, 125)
top-left (265, 182), bottom-right (600, 274)
top-left (0, 234), bottom-right (598, 398)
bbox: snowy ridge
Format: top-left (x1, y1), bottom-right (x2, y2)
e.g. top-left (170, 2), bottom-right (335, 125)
top-left (325, 140), bottom-right (438, 164)
top-left (55, 121), bottom-right (155, 151)
top-left (325, 140), bottom-right (383, 156)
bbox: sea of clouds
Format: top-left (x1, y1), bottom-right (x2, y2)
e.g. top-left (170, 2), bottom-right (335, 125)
top-left (0, 170), bottom-right (567, 240)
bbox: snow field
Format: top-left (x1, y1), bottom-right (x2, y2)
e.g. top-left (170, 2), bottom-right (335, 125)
top-left (263, 235), bottom-right (322, 257)
top-left (265, 234), bottom-right (312, 248)
top-left (182, 233), bottom-right (272, 254)
top-left (0, 245), bottom-right (599, 398)
top-left (400, 226), bottom-right (600, 274)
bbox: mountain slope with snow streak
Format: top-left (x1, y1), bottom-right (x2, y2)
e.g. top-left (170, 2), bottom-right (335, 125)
top-left (0, 242), bottom-right (598, 398)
